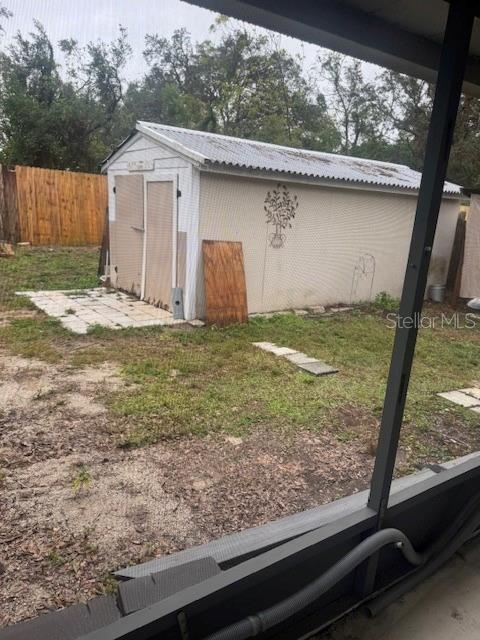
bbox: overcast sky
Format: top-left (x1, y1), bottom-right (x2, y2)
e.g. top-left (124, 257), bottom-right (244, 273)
top-left (2, 0), bottom-right (381, 85)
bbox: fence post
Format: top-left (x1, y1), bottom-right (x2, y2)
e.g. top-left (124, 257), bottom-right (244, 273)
top-left (0, 166), bottom-right (19, 244)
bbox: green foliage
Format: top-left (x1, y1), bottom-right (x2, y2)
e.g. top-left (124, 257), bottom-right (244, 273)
top-left (318, 52), bottom-right (386, 156)
top-left (448, 95), bottom-right (480, 189)
top-left (127, 25), bottom-right (340, 150)
top-left (370, 69), bottom-right (480, 189)
top-left (0, 22), bottom-right (131, 171)
top-left (373, 292), bottom-right (400, 313)
top-left (375, 71), bottom-right (433, 170)
top-left (72, 464), bottom-right (92, 494)
top-left (0, 4), bottom-right (11, 37)
top-left (0, 17), bottom-right (340, 170)
top-left (0, 11), bottom-right (479, 186)
top-left (47, 550), bottom-right (67, 567)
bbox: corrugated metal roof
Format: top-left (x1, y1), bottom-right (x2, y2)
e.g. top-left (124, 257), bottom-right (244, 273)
top-left (135, 121), bottom-right (461, 195)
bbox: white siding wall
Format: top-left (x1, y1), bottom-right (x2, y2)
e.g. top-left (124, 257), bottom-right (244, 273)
top-left (106, 133), bottom-right (199, 320)
top-left (197, 173), bottom-right (460, 316)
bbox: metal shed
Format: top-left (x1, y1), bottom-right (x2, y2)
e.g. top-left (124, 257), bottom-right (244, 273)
top-left (2, 2), bottom-right (480, 640)
top-left (102, 123), bottom-right (462, 321)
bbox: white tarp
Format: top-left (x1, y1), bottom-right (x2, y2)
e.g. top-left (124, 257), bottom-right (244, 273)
top-left (461, 194), bottom-right (480, 298)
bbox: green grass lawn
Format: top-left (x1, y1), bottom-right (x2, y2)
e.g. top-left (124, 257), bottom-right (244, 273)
top-left (0, 246), bottom-right (100, 311)
top-left (0, 246), bottom-right (479, 464)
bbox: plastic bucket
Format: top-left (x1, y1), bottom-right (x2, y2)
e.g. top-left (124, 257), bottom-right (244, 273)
top-left (429, 284), bottom-right (446, 303)
top-left (467, 298), bottom-right (480, 310)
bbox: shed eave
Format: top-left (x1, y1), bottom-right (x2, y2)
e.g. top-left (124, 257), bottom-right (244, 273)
top-left (100, 125), bottom-right (207, 173)
top-left (100, 130), bottom-right (141, 172)
top-left (200, 161), bottom-right (463, 198)
top-left (136, 122), bottom-right (208, 166)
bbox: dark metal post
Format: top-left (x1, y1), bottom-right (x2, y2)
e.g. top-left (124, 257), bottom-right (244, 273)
top-left (357, 0), bottom-right (475, 598)
top-left (368, 0), bottom-right (475, 518)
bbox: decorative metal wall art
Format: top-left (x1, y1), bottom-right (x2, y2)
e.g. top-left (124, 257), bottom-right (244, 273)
top-left (264, 183), bottom-right (299, 248)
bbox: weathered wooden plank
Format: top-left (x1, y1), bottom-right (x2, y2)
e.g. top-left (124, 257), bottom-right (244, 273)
top-left (0, 166), bottom-right (19, 243)
top-left (98, 207), bottom-right (110, 278)
top-left (446, 212), bottom-right (466, 305)
top-left (14, 165), bottom-right (107, 246)
top-left (460, 195), bottom-right (480, 300)
top-left (202, 240), bottom-right (248, 326)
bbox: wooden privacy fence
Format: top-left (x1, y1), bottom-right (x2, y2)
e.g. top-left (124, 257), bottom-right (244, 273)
top-left (0, 165), bottom-right (107, 246)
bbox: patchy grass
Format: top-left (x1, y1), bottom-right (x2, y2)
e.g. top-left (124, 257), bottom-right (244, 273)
top-left (4, 306), bottom-right (477, 460)
top-left (86, 313), bottom-right (390, 445)
top-left (0, 317), bottom-right (73, 362)
top-left (4, 247), bottom-right (478, 627)
top-left (107, 311), bottom-right (480, 456)
top-left (0, 245), bottom-right (99, 360)
top-left (71, 464), bottom-right (92, 495)
top-left (0, 246), bottom-right (479, 464)
top-left (373, 291), bottom-right (400, 313)
top-left (0, 246), bottom-right (99, 311)
top-left (47, 551), bottom-right (67, 568)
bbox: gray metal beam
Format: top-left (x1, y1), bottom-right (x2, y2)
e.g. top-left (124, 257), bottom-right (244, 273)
top-left (358, 0), bottom-right (476, 597)
top-left (186, 0), bottom-right (480, 97)
top-left (368, 0), bottom-right (475, 521)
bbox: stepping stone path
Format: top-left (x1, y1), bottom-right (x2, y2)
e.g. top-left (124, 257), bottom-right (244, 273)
top-left (252, 342), bottom-right (338, 376)
top-left (438, 388), bottom-right (480, 414)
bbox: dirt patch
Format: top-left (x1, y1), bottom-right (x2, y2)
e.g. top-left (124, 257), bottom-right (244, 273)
top-left (10, 451), bottom-right (195, 554)
top-left (157, 428), bottom-right (375, 542)
top-left (62, 392), bottom-right (108, 416)
top-left (402, 412), bottom-right (479, 463)
top-left (0, 345), bottom-right (478, 628)
top-left (0, 354), bottom-right (124, 469)
top-left (0, 356), bottom-right (123, 413)
top-left (0, 355), bottom-right (55, 412)
top-left (66, 365), bottom-right (125, 388)
top-left (0, 349), bottom-right (377, 627)
top-left (0, 425), bottom-right (376, 627)
top-left (1, 448), bottom-right (199, 625)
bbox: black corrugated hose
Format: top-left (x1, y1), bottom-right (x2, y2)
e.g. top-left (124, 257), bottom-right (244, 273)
top-left (204, 494), bottom-right (480, 640)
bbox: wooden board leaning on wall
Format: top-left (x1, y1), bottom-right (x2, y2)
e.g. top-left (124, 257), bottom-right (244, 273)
top-left (202, 240), bottom-right (248, 326)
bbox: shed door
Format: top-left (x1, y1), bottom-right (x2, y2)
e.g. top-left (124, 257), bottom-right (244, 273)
top-left (145, 181), bottom-right (173, 309)
top-left (113, 175), bottom-right (144, 296)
